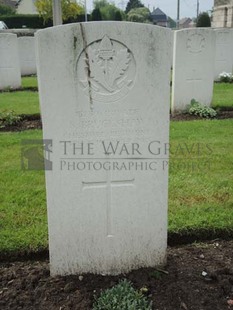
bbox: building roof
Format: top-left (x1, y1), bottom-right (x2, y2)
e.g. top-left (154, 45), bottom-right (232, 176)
top-left (151, 7), bottom-right (167, 17)
top-left (151, 7), bottom-right (168, 22)
top-left (179, 17), bottom-right (192, 25)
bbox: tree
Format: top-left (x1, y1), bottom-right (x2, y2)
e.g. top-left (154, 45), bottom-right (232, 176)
top-left (114, 10), bottom-right (122, 21)
top-left (91, 8), bottom-right (102, 21)
top-left (127, 7), bottom-right (150, 23)
top-left (35, 0), bottom-right (84, 23)
top-left (93, 0), bottom-right (124, 21)
top-left (93, 0), bottom-right (109, 9)
top-left (0, 4), bottom-right (16, 16)
top-left (196, 12), bottom-right (211, 27)
top-left (125, 0), bottom-right (144, 14)
top-left (168, 17), bottom-right (176, 29)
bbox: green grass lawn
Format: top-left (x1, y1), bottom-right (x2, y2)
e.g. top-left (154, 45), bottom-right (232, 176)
top-left (212, 83), bottom-right (233, 109)
top-left (169, 119), bottom-right (233, 234)
top-left (22, 76), bottom-right (38, 89)
top-left (0, 120), bottom-right (232, 255)
top-left (0, 91), bottom-right (40, 115)
top-left (0, 130), bottom-right (46, 254)
top-left (0, 81), bottom-right (232, 117)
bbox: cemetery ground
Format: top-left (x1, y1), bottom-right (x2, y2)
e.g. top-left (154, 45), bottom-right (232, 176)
top-left (0, 77), bottom-right (233, 131)
top-left (0, 77), bottom-right (233, 309)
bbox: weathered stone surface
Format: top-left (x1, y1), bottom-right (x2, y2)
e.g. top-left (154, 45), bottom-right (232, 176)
top-left (18, 36), bottom-right (37, 76)
top-left (214, 29), bottom-right (233, 80)
top-left (171, 28), bottom-right (216, 113)
top-left (212, 1), bottom-right (233, 28)
top-left (36, 22), bottom-right (171, 276)
top-left (0, 33), bottom-right (21, 90)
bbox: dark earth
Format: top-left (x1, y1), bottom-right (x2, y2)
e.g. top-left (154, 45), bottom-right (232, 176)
top-left (0, 111), bottom-right (233, 132)
top-left (1, 240), bottom-right (233, 310)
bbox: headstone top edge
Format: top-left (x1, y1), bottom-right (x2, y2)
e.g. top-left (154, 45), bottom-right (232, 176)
top-left (0, 33), bottom-right (17, 38)
top-left (176, 27), bottom-right (214, 33)
top-left (35, 21), bottom-right (171, 37)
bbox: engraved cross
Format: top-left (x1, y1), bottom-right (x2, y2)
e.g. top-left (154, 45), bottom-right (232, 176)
top-left (82, 177), bottom-right (135, 237)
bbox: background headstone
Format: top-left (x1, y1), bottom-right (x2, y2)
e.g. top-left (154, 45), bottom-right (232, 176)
top-left (214, 28), bottom-right (233, 80)
top-left (18, 36), bottom-right (37, 76)
top-left (36, 22), bottom-right (171, 276)
top-left (171, 28), bottom-right (216, 114)
top-left (0, 33), bottom-right (21, 90)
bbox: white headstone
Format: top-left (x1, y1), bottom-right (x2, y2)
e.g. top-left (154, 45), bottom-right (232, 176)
top-left (18, 36), bottom-right (37, 76)
top-left (0, 33), bottom-right (21, 90)
top-left (214, 29), bottom-right (233, 81)
top-left (36, 22), bottom-right (171, 276)
top-left (171, 28), bottom-right (216, 114)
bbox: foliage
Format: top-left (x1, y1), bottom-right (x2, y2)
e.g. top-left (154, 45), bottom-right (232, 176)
top-left (93, 0), bottom-right (108, 9)
top-left (0, 110), bottom-right (21, 128)
top-left (93, 0), bottom-right (124, 20)
top-left (196, 12), bottom-right (211, 27)
top-left (114, 10), bottom-right (122, 21)
top-left (127, 7), bottom-right (151, 23)
top-left (219, 72), bottom-right (233, 83)
top-left (125, 0), bottom-right (144, 14)
top-left (168, 17), bottom-right (176, 28)
top-left (93, 279), bottom-right (152, 310)
top-left (35, 0), bottom-right (84, 23)
top-left (188, 99), bottom-right (217, 119)
top-left (1, 12), bottom-right (89, 28)
top-left (91, 8), bottom-right (102, 21)
top-left (0, 4), bottom-right (15, 16)
top-left (0, 14), bottom-right (52, 28)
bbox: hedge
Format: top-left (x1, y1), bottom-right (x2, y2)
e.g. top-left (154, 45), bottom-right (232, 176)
top-left (0, 14), bottom-right (90, 29)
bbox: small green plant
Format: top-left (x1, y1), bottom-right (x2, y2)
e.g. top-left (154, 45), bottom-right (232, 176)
top-left (93, 279), bottom-right (152, 310)
top-left (219, 72), bottom-right (233, 83)
top-left (149, 270), bottom-right (163, 279)
top-left (188, 99), bottom-right (217, 119)
top-left (0, 110), bottom-right (21, 128)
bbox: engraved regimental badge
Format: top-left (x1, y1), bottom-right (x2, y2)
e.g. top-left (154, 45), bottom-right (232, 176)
top-left (76, 35), bottom-right (136, 103)
top-left (187, 33), bottom-right (206, 54)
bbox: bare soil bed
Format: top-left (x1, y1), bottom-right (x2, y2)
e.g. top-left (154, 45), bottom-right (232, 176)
top-left (0, 111), bottom-right (233, 133)
top-left (1, 240), bottom-right (233, 310)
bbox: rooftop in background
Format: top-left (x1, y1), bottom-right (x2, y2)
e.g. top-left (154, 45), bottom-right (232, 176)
top-left (179, 17), bottom-right (195, 29)
top-left (151, 7), bottom-right (168, 27)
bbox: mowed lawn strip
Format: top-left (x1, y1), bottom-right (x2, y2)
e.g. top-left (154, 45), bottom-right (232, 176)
top-left (0, 91), bottom-right (40, 115)
top-left (212, 83), bottom-right (233, 109)
top-left (21, 76), bottom-right (38, 89)
top-left (169, 119), bottom-right (233, 234)
top-left (0, 130), bottom-right (47, 254)
top-left (0, 82), bottom-right (232, 117)
top-left (0, 120), bottom-right (233, 255)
